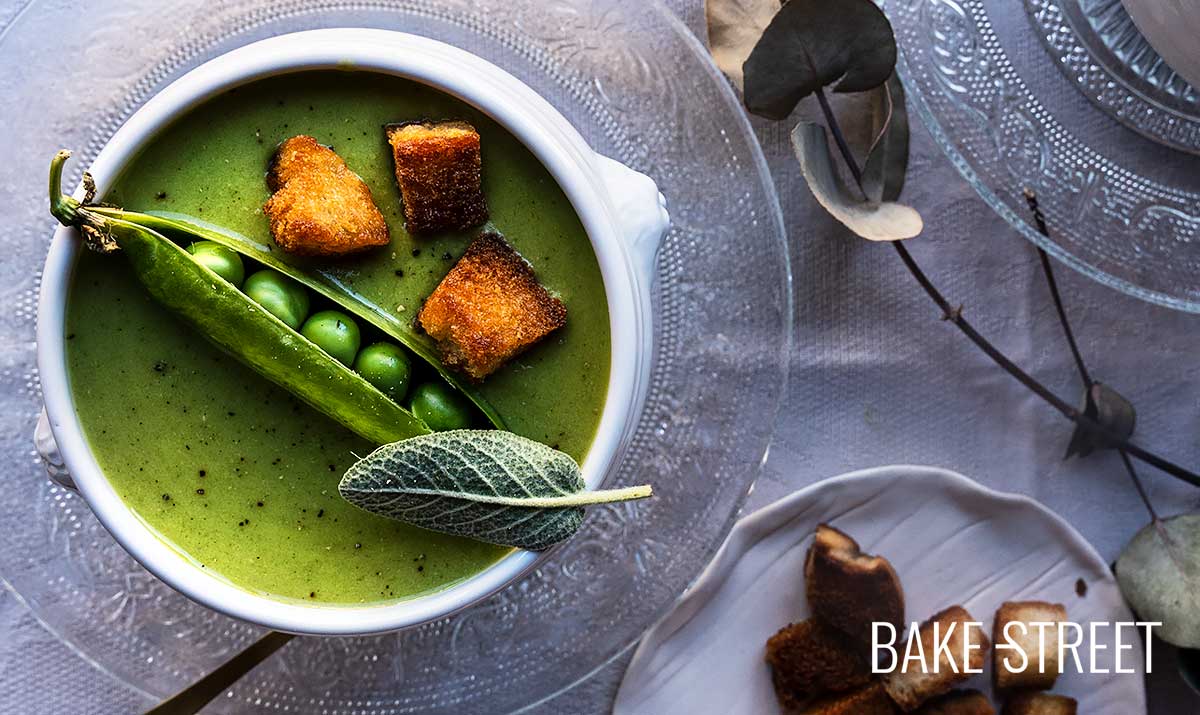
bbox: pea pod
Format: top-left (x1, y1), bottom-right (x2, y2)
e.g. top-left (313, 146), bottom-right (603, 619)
top-left (49, 151), bottom-right (428, 445)
top-left (82, 207), bottom-right (505, 430)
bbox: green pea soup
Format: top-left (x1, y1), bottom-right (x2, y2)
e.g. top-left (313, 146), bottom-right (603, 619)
top-left (65, 71), bottom-right (611, 604)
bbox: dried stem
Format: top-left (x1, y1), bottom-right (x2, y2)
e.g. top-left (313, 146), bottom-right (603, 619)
top-left (1025, 190), bottom-right (1160, 521)
top-left (811, 92), bottom-right (1200, 489)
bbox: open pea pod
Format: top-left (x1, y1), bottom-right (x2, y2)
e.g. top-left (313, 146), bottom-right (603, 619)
top-left (49, 151), bottom-right (430, 444)
top-left (87, 208), bottom-right (505, 431)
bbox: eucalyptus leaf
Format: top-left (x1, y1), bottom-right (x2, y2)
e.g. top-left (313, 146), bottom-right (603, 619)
top-left (1115, 514), bottom-right (1200, 648)
top-left (861, 74), bottom-right (910, 204)
top-left (338, 430), bottom-right (652, 551)
top-left (791, 121), bottom-right (922, 241)
top-left (1065, 382), bottom-right (1136, 459)
top-left (705, 0), bottom-right (781, 92)
top-left (744, 0), bottom-right (897, 119)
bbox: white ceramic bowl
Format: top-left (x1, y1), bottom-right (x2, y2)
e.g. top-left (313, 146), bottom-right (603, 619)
top-left (36, 29), bottom-right (668, 635)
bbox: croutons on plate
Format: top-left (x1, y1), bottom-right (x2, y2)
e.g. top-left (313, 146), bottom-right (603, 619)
top-left (992, 601), bottom-right (1068, 692)
top-left (915, 690), bottom-right (995, 715)
top-left (1000, 693), bottom-right (1077, 715)
top-left (799, 682), bottom-right (898, 715)
top-left (881, 606), bottom-right (991, 712)
top-left (805, 524), bottom-right (905, 646)
top-left (418, 232), bottom-right (566, 380)
top-left (765, 618), bottom-right (872, 709)
top-left (264, 135), bottom-right (390, 256)
top-left (386, 120), bottom-right (489, 235)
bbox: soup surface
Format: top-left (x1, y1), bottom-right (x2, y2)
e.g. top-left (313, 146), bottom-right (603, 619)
top-left (65, 71), bottom-right (610, 603)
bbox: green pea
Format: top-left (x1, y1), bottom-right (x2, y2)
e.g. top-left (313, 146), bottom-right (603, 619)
top-left (409, 381), bottom-right (473, 431)
top-left (187, 241), bottom-right (245, 287)
top-left (354, 343), bottom-right (412, 402)
top-left (301, 310), bottom-right (360, 366)
top-left (243, 270), bottom-right (310, 330)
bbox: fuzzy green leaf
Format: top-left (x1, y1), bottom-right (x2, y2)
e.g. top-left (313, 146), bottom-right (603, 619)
top-left (791, 121), bottom-right (922, 241)
top-left (1115, 514), bottom-right (1200, 648)
top-left (744, 0), bottom-right (897, 119)
top-left (339, 430), bottom-right (652, 551)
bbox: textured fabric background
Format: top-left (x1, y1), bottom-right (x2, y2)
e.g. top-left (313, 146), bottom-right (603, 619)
top-left (1, 0), bottom-right (1198, 712)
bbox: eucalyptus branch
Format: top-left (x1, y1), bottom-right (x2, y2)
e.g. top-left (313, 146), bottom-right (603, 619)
top-left (1026, 193), bottom-right (1092, 386)
top-left (1025, 191), bottom-right (1160, 521)
top-left (811, 92), bottom-right (1200, 488)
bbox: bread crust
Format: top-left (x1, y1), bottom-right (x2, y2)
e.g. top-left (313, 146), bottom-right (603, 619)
top-left (765, 619), bottom-right (872, 709)
top-left (805, 524), bottom-right (905, 646)
top-left (881, 606), bottom-right (991, 712)
top-left (263, 135), bottom-right (390, 256)
top-left (418, 232), bottom-right (566, 380)
top-left (798, 682), bottom-right (898, 715)
top-left (999, 692), bottom-right (1077, 715)
top-left (386, 120), bottom-right (489, 235)
top-left (992, 601), bottom-right (1067, 693)
top-left (914, 690), bottom-right (995, 715)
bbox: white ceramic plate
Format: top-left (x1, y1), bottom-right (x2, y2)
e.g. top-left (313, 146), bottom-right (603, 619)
top-left (615, 466), bottom-right (1147, 714)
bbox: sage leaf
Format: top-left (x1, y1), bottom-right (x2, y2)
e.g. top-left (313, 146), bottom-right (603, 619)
top-left (705, 0), bottom-right (781, 92)
top-left (1064, 382), bottom-right (1136, 459)
top-left (1115, 514), bottom-right (1200, 648)
top-left (791, 121), bottom-right (922, 241)
top-left (338, 430), bottom-right (652, 551)
top-left (744, 0), bottom-right (897, 120)
top-left (861, 74), bottom-right (910, 204)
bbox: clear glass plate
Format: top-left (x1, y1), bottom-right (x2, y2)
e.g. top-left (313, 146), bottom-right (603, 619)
top-left (1026, 0), bottom-right (1200, 154)
top-left (0, 1), bottom-right (791, 712)
top-left (887, 0), bottom-right (1200, 312)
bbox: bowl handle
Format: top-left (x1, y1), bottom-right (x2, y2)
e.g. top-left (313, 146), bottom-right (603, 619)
top-left (35, 407), bottom-right (76, 492)
top-left (592, 154), bottom-right (669, 282)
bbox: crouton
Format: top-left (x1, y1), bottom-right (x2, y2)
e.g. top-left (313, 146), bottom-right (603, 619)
top-left (882, 606), bottom-right (991, 712)
top-left (799, 682), bottom-right (898, 715)
top-left (386, 120), bottom-right (489, 235)
top-left (992, 601), bottom-right (1067, 692)
top-left (1000, 693), bottom-right (1077, 715)
top-left (765, 619), bottom-right (872, 709)
top-left (263, 135), bottom-right (390, 256)
top-left (418, 232), bottom-right (565, 380)
top-left (915, 690), bottom-right (995, 715)
top-left (806, 524), bottom-right (905, 646)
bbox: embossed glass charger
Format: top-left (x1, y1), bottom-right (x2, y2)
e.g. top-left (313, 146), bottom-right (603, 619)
top-left (0, 1), bottom-right (789, 712)
top-left (1025, 0), bottom-right (1200, 154)
top-left (884, 0), bottom-right (1200, 312)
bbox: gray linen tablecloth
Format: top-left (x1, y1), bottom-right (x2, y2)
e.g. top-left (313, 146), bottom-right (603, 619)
top-left (2, 0), bottom-right (1198, 712)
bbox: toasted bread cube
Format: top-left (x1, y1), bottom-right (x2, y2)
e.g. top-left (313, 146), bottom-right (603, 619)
top-left (263, 135), bottom-right (390, 256)
top-left (806, 524), bottom-right (905, 646)
top-left (992, 601), bottom-right (1067, 692)
top-left (882, 606), bottom-right (991, 712)
top-left (418, 232), bottom-right (565, 380)
top-left (386, 120), bottom-right (489, 235)
top-left (1000, 693), bottom-right (1077, 715)
top-left (766, 619), bottom-right (872, 708)
top-left (799, 682), bottom-right (898, 715)
top-left (915, 690), bottom-right (995, 715)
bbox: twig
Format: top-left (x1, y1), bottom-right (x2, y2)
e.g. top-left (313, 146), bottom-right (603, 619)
top-left (1026, 192), bottom-right (1093, 387)
top-left (816, 89), bottom-right (863, 186)
top-left (1025, 190), bottom-right (1159, 521)
top-left (810, 91), bottom-right (1200, 488)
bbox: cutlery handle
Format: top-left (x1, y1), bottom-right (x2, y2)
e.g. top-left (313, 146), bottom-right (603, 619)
top-left (143, 631), bottom-right (295, 715)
